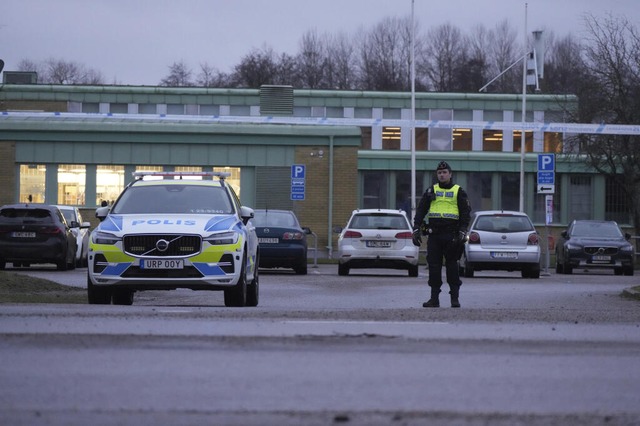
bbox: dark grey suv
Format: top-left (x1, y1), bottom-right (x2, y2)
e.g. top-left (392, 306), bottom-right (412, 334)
top-left (0, 204), bottom-right (78, 270)
top-left (555, 220), bottom-right (634, 275)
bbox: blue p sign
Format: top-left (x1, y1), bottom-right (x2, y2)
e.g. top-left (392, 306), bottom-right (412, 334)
top-left (291, 164), bottom-right (306, 179)
top-left (538, 154), bottom-right (555, 171)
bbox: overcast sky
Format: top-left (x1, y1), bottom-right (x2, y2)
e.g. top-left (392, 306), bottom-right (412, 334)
top-left (2, 0), bottom-right (638, 86)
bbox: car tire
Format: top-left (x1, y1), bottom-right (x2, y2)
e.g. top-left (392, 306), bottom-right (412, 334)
top-left (623, 267), bottom-right (634, 276)
top-left (614, 268), bottom-right (623, 276)
top-left (246, 266), bottom-right (259, 307)
top-left (87, 275), bottom-right (112, 304)
top-left (563, 260), bottom-right (573, 274)
top-left (408, 264), bottom-right (419, 277)
top-left (112, 289), bottom-right (134, 305)
top-left (224, 253), bottom-right (247, 307)
top-left (0, 260), bottom-right (5, 270)
top-left (57, 258), bottom-right (68, 271)
top-left (555, 261), bottom-right (562, 274)
top-left (527, 264), bottom-right (541, 279)
top-left (294, 263), bottom-right (308, 275)
top-left (338, 263), bottom-right (349, 276)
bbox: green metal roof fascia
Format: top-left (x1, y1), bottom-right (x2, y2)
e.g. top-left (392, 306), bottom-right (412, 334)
top-left (357, 150), bottom-right (593, 173)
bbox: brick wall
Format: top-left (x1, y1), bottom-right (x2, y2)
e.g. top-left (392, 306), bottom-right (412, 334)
top-left (293, 145), bottom-right (358, 256)
top-left (0, 142), bottom-right (16, 207)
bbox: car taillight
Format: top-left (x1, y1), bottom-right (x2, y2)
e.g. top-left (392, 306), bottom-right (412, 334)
top-left (283, 232), bottom-right (304, 240)
top-left (468, 231), bottom-right (480, 244)
top-left (528, 233), bottom-right (539, 245)
top-left (39, 227), bottom-right (62, 234)
top-left (343, 230), bottom-right (362, 238)
top-left (395, 231), bottom-right (413, 239)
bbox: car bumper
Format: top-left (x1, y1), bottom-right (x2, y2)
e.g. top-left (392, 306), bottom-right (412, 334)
top-left (567, 254), bottom-right (633, 269)
top-left (0, 241), bottom-right (67, 263)
top-left (258, 244), bottom-right (306, 268)
top-left (338, 246), bottom-right (419, 269)
top-left (466, 246), bottom-right (540, 268)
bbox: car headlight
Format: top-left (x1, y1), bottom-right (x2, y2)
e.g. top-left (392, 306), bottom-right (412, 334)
top-left (566, 243), bottom-right (582, 251)
top-left (620, 244), bottom-right (634, 253)
top-left (204, 231), bottom-right (239, 245)
top-left (91, 231), bottom-right (122, 245)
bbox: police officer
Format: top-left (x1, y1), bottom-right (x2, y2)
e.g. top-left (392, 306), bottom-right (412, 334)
top-left (412, 161), bottom-right (471, 308)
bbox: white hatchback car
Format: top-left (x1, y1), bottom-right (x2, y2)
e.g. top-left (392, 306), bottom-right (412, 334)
top-left (336, 209), bottom-right (419, 277)
top-left (54, 205), bottom-right (91, 267)
top-left (459, 210), bottom-right (541, 278)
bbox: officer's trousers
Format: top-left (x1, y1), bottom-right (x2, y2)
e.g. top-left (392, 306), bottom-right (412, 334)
top-left (426, 231), bottom-right (462, 292)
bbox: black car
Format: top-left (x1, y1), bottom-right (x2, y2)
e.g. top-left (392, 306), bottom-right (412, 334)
top-left (555, 220), bottom-right (634, 275)
top-left (251, 209), bottom-right (310, 275)
top-left (0, 204), bottom-right (78, 270)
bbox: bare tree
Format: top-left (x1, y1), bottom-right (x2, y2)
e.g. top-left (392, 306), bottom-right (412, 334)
top-left (568, 13), bottom-right (640, 233)
top-left (485, 20), bottom-right (521, 93)
top-left (231, 45), bottom-right (280, 88)
top-left (541, 33), bottom-right (586, 94)
top-left (421, 23), bottom-right (466, 91)
top-left (17, 58), bottom-right (104, 84)
top-left (196, 62), bottom-right (232, 87)
top-left (325, 32), bottom-right (358, 90)
top-left (357, 16), bottom-right (412, 91)
top-left (297, 29), bottom-right (327, 88)
top-left (159, 60), bottom-right (194, 87)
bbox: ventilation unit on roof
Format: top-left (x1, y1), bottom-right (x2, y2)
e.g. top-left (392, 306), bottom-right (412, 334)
top-left (260, 85), bottom-right (293, 116)
top-left (3, 71), bottom-right (38, 84)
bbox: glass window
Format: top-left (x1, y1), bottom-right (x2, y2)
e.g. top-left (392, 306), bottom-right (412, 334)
top-left (483, 130), bottom-right (503, 151)
top-left (58, 164), bottom-right (86, 205)
top-left (382, 126), bottom-right (401, 150)
top-left (501, 173), bottom-right (520, 211)
top-left (138, 104), bottom-right (157, 114)
top-left (19, 164), bottom-right (46, 203)
top-left (513, 130), bottom-right (534, 152)
top-left (415, 128), bottom-right (428, 150)
top-left (97, 165), bottom-right (125, 206)
top-left (135, 165), bottom-right (164, 180)
top-left (568, 175), bottom-right (592, 220)
top-left (200, 105), bottom-right (220, 116)
top-left (167, 104), bottom-right (185, 115)
top-left (82, 103), bottom-right (99, 113)
top-left (110, 103), bottom-right (128, 114)
top-left (213, 167), bottom-right (241, 196)
top-left (605, 176), bottom-right (631, 224)
top-left (467, 172), bottom-right (492, 211)
top-left (362, 171), bottom-right (388, 209)
top-left (544, 132), bottom-right (563, 153)
top-left (453, 128), bottom-right (472, 151)
top-left (360, 127), bottom-right (372, 150)
top-left (429, 109), bottom-right (453, 151)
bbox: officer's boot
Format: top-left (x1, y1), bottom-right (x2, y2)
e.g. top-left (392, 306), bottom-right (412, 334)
top-left (422, 288), bottom-right (440, 308)
top-left (450, 287), bottom-right (461, 308)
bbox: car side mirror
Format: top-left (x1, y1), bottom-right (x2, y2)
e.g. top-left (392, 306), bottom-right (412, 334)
top-left (81, 221), bottom-right (91, 229)
top-left (302, 227), bottom-right (312, 235)
top-left (240, 206), bottom-right (254, 225)
top-left (625, 232), bottom-right (632, 240)
top-left (69, 220), bottom-right (80, 228)
top-left (95, 206), bottom-right (110, 222)
top-left (561, 230), bottom-right (568, 239)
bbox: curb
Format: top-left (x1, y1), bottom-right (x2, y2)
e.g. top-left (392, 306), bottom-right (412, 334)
top-left (621, 287), bottom-right (640, 301)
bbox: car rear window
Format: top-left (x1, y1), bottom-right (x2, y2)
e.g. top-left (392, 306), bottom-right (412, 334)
top-left (349, 214), bottom-right (408, 230)
top-left (474, 215), bottom-right (533, 232)
top-left (252, 212), bottom-right (297, 227)
top-left (0, 208), bottom-right (54, 223)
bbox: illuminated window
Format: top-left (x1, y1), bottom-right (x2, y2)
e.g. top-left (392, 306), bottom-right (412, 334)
top-left (19, 164), bottom-right (46, 203)
top-left (483, 130), bottom-right (503, 151)
top-left (382, 126), bottom-right (401, 150)
top-left (58, 164), bottom-right (86, 205)
top-left (135, 165), bottom-right (164, 180)
top-left (97, 165), bottom-right (125, 206)
top-left (513, 130), bottom-right (534, 152)
top-left (453, 128), bottom-right (472, 151)
top-left (213, 167), bottom-right (241, 196)
top-left (544, 132), bottom-right (563, 153)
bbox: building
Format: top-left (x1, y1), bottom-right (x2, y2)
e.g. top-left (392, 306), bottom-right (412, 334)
top-left (0, 83), bottom-right (629, 256)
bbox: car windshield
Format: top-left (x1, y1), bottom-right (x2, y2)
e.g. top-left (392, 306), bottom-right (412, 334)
top-left (572, 222), bottom-right (623, 238)
top-left (474, 215), bottom-right (533, 233)
top-left (59, 210), bottom-right (76, 223)
top-left (349, 213), bottom-right (408, 230)
top-left (252, 211), bottom-right (297, 227)
top-left (112, 185), bottom-right (233, 214)
top-left (0, 208), bottom-right (53, 223)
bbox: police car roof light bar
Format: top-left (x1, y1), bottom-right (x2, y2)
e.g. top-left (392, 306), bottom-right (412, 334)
top-left (132, 171), bottom-right (231, 180)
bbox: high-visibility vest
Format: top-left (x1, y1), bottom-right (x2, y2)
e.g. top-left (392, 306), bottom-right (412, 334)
top-left (426, 184), bottom-right (460, 220)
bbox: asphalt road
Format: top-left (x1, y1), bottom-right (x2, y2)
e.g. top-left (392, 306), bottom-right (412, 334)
top-left (1, 264), bottom-right (639, 425)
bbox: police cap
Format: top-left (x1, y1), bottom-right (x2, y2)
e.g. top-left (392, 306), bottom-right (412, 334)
top-left (436, 161), bottom-right (452, 172)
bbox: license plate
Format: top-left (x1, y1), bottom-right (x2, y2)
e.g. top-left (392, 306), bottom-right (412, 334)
top-left (591, 255), bottom-right (611, 262)
top-left (490, 252), bottom-right (518, 259)
top-left (258, 238), bottom-right (279, 244)
top-left (366, 240), bottom-right (391, 248)
top-left (12, 232), bottom-right (36, 238)
top-left (141, 259), bottom-right (184, 269)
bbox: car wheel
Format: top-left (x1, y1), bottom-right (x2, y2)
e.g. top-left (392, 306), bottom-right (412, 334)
top-left (527, 264), bottom-right (541, 279)
top-left (555, 261), bottom-right (562, 274)
top-left (0, 260), bottom-right (5, 270)
top-left (246, 256), bottom-right (259, 307)
top-left (614, 268), bottom-right (623, 276)
top-left (623, 267), bottom-right (634, 276)
top-left (112, 289), bottom-right (134, 305)
top-left (338, 263), bottom-right (349, 276)
top-left (563, 260), bottom-right (573, 274)
top-left (408, 264), bottom-right (419, 277)
top-left (224, 253), bottom-right (247, 307)
top-left (56, 258), bottom-right (68, 271)
top-left (87, 275), bottom-right (112, 304)
top-left (294, 263), bottom-right (308, 275)
top-left (462, 260), bottom-right (474, 278)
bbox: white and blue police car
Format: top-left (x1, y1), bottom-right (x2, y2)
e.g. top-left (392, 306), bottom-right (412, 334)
top-left (87, 171), bottom-right (259, 307)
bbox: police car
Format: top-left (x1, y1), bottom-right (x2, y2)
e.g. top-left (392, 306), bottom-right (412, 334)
top-left (87, 171), bottom-right (259, 307)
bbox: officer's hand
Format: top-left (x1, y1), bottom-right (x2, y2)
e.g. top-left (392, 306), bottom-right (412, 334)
top-left (412, 229), bottom-right (422, 246)
top-left (454, 231), bottom-right (467, 244)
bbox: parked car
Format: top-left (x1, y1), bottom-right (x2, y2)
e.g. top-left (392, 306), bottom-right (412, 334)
top-left (55, 205), bottom-right (91, 267)
top-left (0, 203), bottom-right (77, 270)
top-left (88, 171), bottom-right (259, 306)
top-left (336, 209), bottom-right (419, 277)
top-left (459, 210), bottom-right (541, 278)
top-left (555, 220), bottom-right (634, 276)
top-left (251, 209), bottom-right (310, 275)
